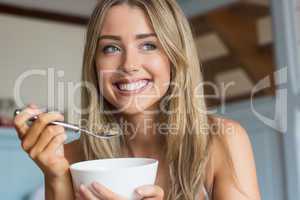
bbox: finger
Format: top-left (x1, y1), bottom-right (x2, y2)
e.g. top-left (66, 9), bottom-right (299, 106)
top-left (91, 182), bottom-right (124, 200)
top-left (40, 133), bottom-right (67, 157)
top-left (14, 106), bottom-right (42, 140)
top-left (134, 185), bottom-right (164, 198)
top-left (28, 103), bottom-right (39, 109)
top-left (28, 125), bottom-right (65, 159)
top-left (22, 112), bottom-right (64, 152)
top-left (79, 184), bottom-right (98, 200)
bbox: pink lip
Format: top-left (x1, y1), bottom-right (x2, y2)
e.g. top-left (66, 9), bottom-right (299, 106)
top-left (113, 80), bottom-right (152, 96)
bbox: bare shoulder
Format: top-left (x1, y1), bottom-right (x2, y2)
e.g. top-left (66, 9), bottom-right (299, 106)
top-left (208, 115), bottom-right (261, 199)
top-left (208, 115), bottom-right (252, 159)
top-left (207, 115), bottom-right (250, 177)
top-left (64, 139), bottom-right (85, 165)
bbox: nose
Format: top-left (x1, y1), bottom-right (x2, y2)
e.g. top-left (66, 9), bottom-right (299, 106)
top-left (119, 47), bottom-right (140, 74)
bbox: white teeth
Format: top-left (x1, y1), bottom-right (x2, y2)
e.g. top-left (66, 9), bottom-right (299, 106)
top-left (116, 80), bottom-right (149, 91)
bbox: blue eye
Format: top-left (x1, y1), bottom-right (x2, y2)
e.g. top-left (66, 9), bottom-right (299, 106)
top-left (142, 43), bottom-right (157, 51)
top-left (102, 45), bottom-right (120, 54)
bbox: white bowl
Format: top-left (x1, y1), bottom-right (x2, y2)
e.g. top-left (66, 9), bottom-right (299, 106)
top-left (70, 157), bottom-right (159, 199)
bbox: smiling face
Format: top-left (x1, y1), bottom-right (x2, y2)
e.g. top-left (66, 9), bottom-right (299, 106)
top-left (95, 4), bottom-right (171, 115)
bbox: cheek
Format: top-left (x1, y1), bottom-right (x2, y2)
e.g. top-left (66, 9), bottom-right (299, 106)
top-left (144, 56), bottom-right (171, 94)
top-left (95, 55), bottom-right (121, 70)
top-left (146, 55), bottom-right (170, 76)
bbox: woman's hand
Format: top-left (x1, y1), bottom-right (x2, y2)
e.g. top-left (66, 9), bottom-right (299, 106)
top-left (134, 185), bottom-right (164, 200)
top-left (77, 182), bottom-right (164, 200)
top-left (13, 104), bottom-right (70, 178)
top-left (76, 182), bottom-right (126, 200)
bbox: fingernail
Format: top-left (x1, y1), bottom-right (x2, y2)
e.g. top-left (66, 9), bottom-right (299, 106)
top-left (80, 184), bottom-right (85, 191)
top-left (135, 189), bottom-right (143, 195)
top-left (62, 134), bottom-right (67, 140)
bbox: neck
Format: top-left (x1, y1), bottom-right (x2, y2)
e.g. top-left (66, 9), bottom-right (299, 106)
top-left (115, 110), bottom-right (165, 158)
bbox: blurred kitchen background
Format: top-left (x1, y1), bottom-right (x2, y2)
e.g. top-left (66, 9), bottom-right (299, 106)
top-left (0, 0), bottom-right (299, 200)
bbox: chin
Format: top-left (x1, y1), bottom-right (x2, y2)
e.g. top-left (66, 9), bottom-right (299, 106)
top-left (116, 101), bottom-right (160, 116)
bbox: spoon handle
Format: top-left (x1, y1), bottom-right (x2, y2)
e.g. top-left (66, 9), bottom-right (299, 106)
top-left (13, 109), bottom-right (118, 139)
top-left (14, 109), bottom-right (80, 131)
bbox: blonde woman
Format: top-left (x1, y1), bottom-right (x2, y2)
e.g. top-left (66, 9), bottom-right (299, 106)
top-left (14, 0), bottom-right (261, 199)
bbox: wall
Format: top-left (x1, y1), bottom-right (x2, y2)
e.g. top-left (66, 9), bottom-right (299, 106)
top-left (0, 14), bottom-right (85, 122)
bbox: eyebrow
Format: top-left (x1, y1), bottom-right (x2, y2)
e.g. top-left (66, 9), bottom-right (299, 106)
top-left (98, 33), bottom-right (157, 41)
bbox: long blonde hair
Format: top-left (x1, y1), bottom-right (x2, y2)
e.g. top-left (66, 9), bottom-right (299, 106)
top-left (80, 0), bottom-right (213, 199)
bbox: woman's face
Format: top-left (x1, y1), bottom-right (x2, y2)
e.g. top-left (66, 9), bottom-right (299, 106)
top-left (95, 4), bottom-right (171, 115)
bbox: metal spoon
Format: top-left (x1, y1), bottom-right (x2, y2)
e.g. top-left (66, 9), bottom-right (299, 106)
top-left (14, 109), bottom-right (121, 139)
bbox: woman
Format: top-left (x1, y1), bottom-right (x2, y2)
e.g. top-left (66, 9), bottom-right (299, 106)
top-left (14, 0), bottom-right (261, 199)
